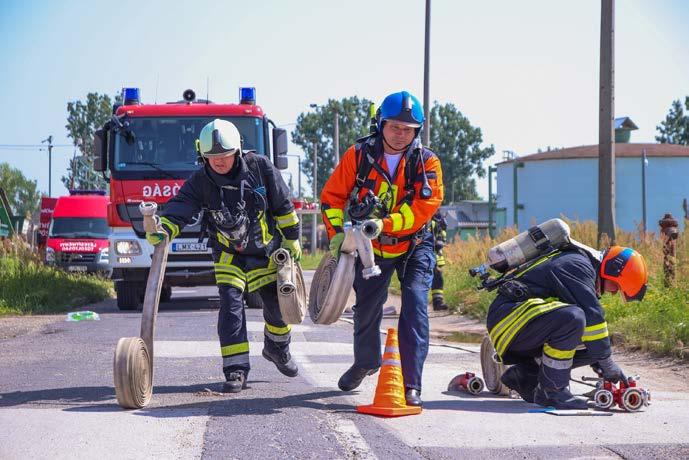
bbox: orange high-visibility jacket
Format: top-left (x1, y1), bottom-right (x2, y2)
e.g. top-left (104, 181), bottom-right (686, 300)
top-left (321, 138), bottom-right (444, 258)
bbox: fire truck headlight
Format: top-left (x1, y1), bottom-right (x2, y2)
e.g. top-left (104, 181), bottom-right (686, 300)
top-left (115, 240), bottom-right (141, 255)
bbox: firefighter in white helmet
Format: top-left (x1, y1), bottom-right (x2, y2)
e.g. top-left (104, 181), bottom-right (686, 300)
top-left (146, 119), bottom-right (301, 393)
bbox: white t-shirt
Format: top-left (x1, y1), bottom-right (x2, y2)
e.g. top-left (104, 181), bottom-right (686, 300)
top-left (384, 153), bottom-right (403, 178)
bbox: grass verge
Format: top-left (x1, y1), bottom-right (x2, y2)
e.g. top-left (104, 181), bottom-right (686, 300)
top-left (0, 238), bottom-right (113, 316)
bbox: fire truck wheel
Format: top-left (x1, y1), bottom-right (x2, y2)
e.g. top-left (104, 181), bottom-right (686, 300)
top-left (245, 291), bottom-right (264, 309)
top-left (160, 285), bottom-right (172, 303)
top-left (116, 281), bottom-right (141, 311)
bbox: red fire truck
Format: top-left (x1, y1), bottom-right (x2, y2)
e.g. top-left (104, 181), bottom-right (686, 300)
top-left (93, 87), bottom-right (288, 310)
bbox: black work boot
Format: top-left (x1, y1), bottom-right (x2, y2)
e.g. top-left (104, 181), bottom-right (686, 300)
top-left (338, 365), bottom-right (379, 391)
top-left (432, 296), bottom-right (449, 311)
top-left (533, 384), bottom-right (589, 410)
top-left (223, 371), bottom-right (247, 393)
top-left (500, 365), bottom-right (538, 403)
top-left (262, 346), bottom-right (298, 377)
top-left (405, 388), bottom-right (423, 407)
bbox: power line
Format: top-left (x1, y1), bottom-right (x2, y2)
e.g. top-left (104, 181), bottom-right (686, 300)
top-left (0, 144), bottom-right (72, 148)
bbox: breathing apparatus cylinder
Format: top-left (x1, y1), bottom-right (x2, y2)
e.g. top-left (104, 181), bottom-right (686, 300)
top-left (487, 218), bottom-right (571, 273)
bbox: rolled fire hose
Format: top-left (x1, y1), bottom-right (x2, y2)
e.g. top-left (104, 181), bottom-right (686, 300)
top-left (113, 202), bottom-right (169, 409)
top-left (272, 248), bottom-right (307, 324)
top-left (480, 335), bottom-right (510, 396)
top-left (308, 220), bottom-right (382, 325)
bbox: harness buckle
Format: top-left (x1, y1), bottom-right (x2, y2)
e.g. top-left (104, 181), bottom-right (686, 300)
top-left (377, 234), bottom-right (399, 245)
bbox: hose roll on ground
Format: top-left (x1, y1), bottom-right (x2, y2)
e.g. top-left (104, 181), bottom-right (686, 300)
top-left (273, 248), bottom-right (307, 324)
top-left (308, 252), bottom-right (356, 325)
top-left (480, 335), bottom-right (510, 396)
top-left (113, 337), bottom-right (153, 409)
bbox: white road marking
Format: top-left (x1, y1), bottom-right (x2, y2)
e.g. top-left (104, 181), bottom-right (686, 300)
top-left (327, 416), bottom-right (377, 460)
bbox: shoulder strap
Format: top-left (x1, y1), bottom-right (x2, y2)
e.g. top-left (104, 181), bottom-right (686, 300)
top-left (350, 135), bottom-right (379, 202)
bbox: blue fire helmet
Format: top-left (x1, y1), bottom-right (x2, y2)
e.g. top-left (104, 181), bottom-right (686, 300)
top-left (378, 91), bottom-right (425, 131)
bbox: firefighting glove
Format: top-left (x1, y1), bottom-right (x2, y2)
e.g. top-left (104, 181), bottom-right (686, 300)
top-left (281, 239), bottom-right (302, 262)
top-left (593, 356), bottom-right (627, 383)
top-left (146, 228), bottom-right (169, 246)
top-left (329, 232), bottom-right (345, 259)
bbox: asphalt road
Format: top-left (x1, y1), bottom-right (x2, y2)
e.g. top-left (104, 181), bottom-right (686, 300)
top-left (1, 280), bottom-right (689, 459)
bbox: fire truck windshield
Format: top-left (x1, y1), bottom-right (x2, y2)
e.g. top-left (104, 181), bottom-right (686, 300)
top-left (113, 116), bottom-right (265, 174)
top-left (50, 217), bottom-right (110, 239)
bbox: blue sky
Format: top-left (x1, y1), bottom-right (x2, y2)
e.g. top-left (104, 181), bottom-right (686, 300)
top-left (1, 0), bottom-right (688, 199)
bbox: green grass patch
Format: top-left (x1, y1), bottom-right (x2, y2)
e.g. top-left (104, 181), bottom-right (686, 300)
top-left (299, 251), bottom-right (328, 270)
top-left (0, 239), bottom-right (113, 315)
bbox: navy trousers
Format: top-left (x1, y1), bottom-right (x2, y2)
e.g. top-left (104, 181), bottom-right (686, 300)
top-left (217, 282), bottom-right (290, 379)
top-left (503, 306), bottom-right (586, 389)
top-left (351, 232), bottom-right (435, 390)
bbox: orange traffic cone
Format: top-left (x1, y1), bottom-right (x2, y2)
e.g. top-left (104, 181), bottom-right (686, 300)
top-left (356, 328), bottom-right (422, 417)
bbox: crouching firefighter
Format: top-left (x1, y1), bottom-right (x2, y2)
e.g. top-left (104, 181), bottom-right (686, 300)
top-left (320, 91), bottom-right (444, 407)
top-left (145, 119), bottom-right (302, 393)
top-left (486, 244), bottom-right (648, 409)
top-left (430, 211), bottom-right (449, 311)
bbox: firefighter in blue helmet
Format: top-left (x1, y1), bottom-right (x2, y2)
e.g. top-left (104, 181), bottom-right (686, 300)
top-left (487, 245), bottom-right (648, 409)
top-left (146, 119), bottom-right (302, 393)
top-left (321, 91), bottom-right (444, 407)
top-left (430, 211), bottom-right (449, 311)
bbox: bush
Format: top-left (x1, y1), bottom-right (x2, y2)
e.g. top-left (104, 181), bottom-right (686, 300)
top-left (0, 237), bottom-right (113, 315)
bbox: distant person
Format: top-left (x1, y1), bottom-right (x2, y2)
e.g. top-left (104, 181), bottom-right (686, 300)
top-left (430, 211), bottom-right (449, 311)
top-left (487, 245), bottom-right (648, 409)
top-left (146, 119), bottom-right (301, 393)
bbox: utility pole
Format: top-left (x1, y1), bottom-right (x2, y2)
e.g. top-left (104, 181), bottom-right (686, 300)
top-left (641, 148), bottom-right (647, 234)
top-left (422, 0), bottom-right (431, 147)
top-left (334, 110), bottom-right (340, 164)
top-left (42, 135), bottom-right (54, 197)
top-left (312, 142), bottom-right (318, 254)
top-left (598, 0), bottom-right (616, 245)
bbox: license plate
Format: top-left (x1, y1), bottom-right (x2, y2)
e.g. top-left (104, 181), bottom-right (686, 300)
top-left (172, 242), bottom-right (207, 252)
top-left (67, 265), bottom-right (88, 272)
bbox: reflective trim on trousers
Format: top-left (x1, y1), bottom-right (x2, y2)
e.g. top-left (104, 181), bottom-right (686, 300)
top-left (541, 354), bottom-right (573, 370)
top-left (248, 273), bottom-right (278, 292)
top-left (223, 353), bottom-right (250, 367)
top-left (221, 342), bottom-right (250, 356)
top-left (582, 321), bottom-right (609, 342)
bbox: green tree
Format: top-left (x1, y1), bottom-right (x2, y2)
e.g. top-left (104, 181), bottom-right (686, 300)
top-left (63, 92), bottom-right (117, 190)
top-left (292, 96), bottom-right (373, 198)
top-left (0, 163), bottom-right (41, 217)
top-left (656, 97), bottom-right (689, 145)
top-left (429, 102), bottom-right (495, 202)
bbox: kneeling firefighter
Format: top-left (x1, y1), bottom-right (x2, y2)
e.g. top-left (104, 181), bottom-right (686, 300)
top-left (430, 211), bottom-right (449, 311)
top-left (486, 238), bottom-right (648, 409)
top-left (320, 91), bottom-right (444, 407)
top-left (146, 119), bottom-right (302, 393)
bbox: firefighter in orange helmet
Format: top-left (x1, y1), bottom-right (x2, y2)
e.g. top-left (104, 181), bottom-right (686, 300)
top-left (320, 91), bottom-right (444, 407)
top-left (491, 245), bottom-right (648, 409)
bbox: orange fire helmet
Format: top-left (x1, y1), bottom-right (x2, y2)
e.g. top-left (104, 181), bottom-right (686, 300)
top-left (600, 246), bottom-right (648, 301)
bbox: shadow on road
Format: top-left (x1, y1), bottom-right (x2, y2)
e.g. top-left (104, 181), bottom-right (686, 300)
top-left (0, 385), bottom-right (353, 417)
top-left (424, 396), bottom-right (532, 414)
